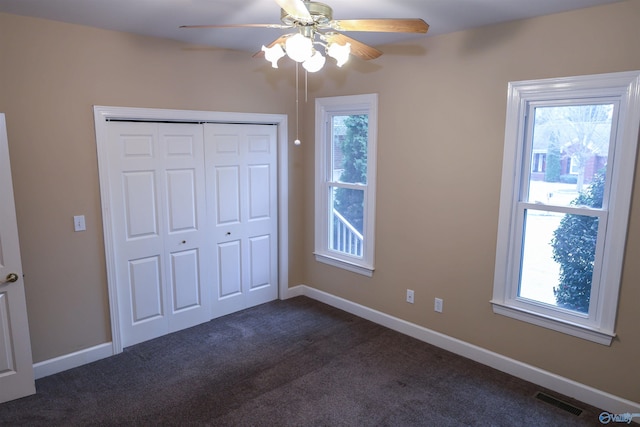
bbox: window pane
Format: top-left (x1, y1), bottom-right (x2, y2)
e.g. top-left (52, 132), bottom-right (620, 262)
top-left (519, 209), bottom-right (598, 314)
top-left (329, 186), bottom-right (364, 257)
top-left (331, 115), bottom-right (368, 184)
top-left (526, 105), bottom-right (613, 207)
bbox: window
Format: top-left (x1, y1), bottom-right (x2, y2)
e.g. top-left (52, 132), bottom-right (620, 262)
top-left (568, 156), bottom-right (580, 176)
top-left (492, 71), bottom-right (640, 345)
top-left (532, 151), bottom-right (546, 173)
top-left (315, 94), bottom-right (378, 276)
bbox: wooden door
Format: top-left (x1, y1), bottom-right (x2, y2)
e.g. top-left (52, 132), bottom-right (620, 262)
top-left (204, 123), bottom-right (278, 317)
top-left (0, 114), bottom-right (35, 403)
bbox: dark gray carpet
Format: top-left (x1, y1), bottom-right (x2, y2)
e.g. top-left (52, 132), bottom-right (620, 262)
top-left (0, 296), bottom-right (604, 426)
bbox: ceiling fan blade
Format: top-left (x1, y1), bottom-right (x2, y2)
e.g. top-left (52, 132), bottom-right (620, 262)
top-left (180, 24), bottom-right (288, 29)
top-left (331, 18), bottom-right (429, 34)
top-left (325, 33), bottom-right (383, 61)
top-left (274, 0), bottom-right (312, 21)
top-left (252, 35), bottom-right (290, 58)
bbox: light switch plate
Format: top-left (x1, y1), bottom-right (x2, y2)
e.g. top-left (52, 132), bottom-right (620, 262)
top-left (74, 215), bottom-right (86, 232)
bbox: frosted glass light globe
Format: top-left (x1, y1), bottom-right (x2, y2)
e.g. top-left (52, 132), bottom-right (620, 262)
top-left (285, 33), bottom-right (313, 63)
top-left (303, 50), bottom-right (326, 73)
top-left (327, 42), bottom-right (351, 67)
top-left (262, 44), bottom-right (285, 68)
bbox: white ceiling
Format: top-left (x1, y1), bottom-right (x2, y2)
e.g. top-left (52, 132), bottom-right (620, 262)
top-left (0, 0), bottom-right (624, 54)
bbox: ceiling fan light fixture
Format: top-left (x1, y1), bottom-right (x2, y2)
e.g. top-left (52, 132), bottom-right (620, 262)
top-left (183, 1), bottom-right (431, 70)
top-left (262, 44), bottom-right (286, 68)
top-left (285, 33), bottom-right (313, 62)
top-left (303, 50), bottom-right (326, 72)
top-left (327, 41), bottom-right (351, 67)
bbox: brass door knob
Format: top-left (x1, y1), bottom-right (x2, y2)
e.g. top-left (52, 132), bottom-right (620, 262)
top-left (2, 273), bottom-right (18, 284)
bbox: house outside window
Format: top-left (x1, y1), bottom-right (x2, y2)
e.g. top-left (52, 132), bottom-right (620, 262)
top-left (315, 94), bottom-right (378, 276)
top-left (491, 71), bottom-right (640, 345)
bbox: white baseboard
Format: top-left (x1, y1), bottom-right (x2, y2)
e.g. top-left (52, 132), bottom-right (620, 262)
top-left (287, 284), bottom-right (640, 415)
top-left (283, 284), bottom-right (306, 298)
top-left (33, 342), bottom-right (115, 379)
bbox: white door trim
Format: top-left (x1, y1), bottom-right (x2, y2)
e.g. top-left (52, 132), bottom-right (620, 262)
top-left (93, 106), bottom-right (288, 354)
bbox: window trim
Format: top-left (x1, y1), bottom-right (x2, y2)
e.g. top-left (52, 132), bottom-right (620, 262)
top-left (314, 94), bottom-right (378, 276)
top-left (491, 71), bottom-right (640, 345)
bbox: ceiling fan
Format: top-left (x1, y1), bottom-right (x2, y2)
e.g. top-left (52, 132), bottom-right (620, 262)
top-left (181, 0), bottom-right (429, 72)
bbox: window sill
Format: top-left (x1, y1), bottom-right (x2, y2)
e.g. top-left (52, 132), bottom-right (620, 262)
top-left (490, 301), bottom-right (615, 346)
top-left (314, 252), bottom-right (374, 277)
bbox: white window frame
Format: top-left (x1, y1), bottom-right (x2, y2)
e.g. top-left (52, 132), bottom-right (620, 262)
top-left (315, 94), bottom-right (378, 276)
top-left (491, 71), bottom-right (640, 345)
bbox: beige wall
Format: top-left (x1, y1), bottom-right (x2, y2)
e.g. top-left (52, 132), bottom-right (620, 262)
top-left (0, 0), bottom-right (638, 406)
top-left (301, 0), bottom-right (640, 403)
top-left (0, 13), bottom-right (302, 361)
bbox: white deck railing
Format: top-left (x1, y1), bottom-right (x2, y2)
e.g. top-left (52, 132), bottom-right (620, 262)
top-left (331, 209), bottom-right (363, 257)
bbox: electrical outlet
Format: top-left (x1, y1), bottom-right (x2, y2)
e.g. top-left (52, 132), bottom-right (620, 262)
top-left (434, 298), bottom-right (443, 313)
top-left (406, 289), bottom-right (414, 304)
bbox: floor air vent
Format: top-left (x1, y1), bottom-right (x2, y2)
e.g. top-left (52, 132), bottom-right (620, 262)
top-left (535, 392), bottom-right (583, 416)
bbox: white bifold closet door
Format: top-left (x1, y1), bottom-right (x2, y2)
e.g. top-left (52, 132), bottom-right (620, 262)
top-left (107, 121), bottom-right (277, 348)
top-left (108, 122), bottom-right (211, 347)
top-left (204, 123), bottom-right (278, 318)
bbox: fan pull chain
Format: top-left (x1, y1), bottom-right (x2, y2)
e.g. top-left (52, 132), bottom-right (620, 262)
top-left (294, 63), bottom-right (301, 145)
